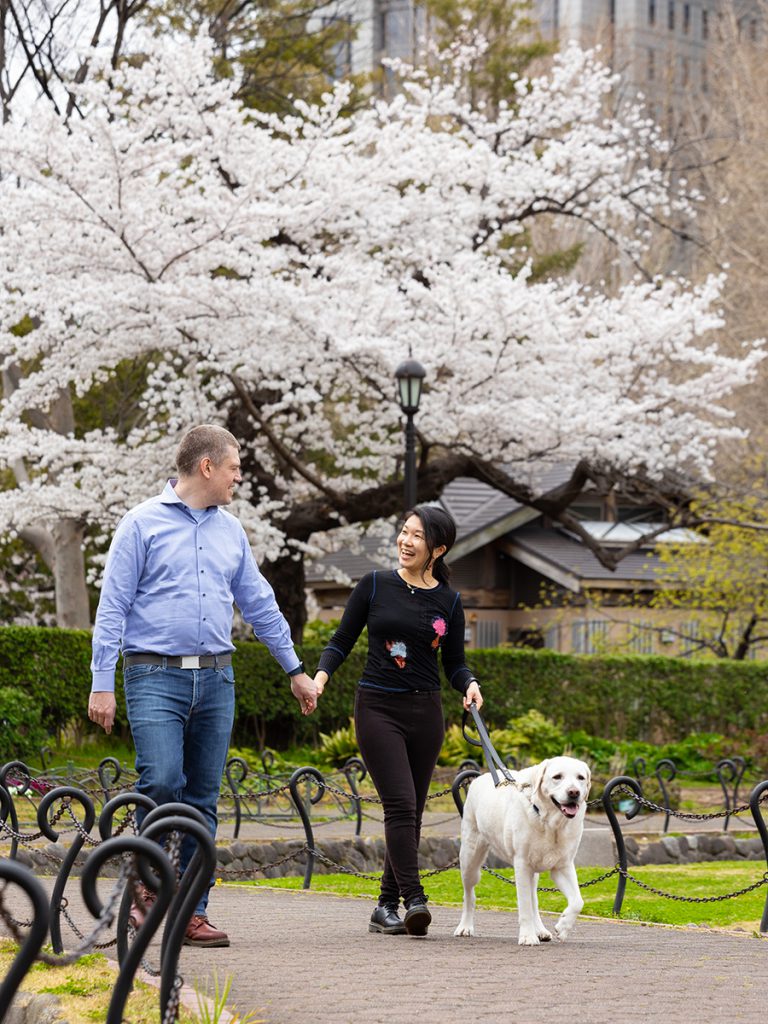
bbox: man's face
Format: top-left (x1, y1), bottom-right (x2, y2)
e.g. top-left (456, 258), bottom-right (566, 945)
top-left (204, 446), bottom-right (242, 505)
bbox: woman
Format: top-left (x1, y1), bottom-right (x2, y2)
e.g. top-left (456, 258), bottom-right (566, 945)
top-left (314, 505), bottom-right (483, 937)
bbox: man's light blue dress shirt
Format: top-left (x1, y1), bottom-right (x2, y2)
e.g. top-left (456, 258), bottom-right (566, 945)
top-left (91, 481), bottom-right (299, 692)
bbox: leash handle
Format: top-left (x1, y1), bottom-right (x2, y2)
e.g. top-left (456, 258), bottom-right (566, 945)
top-left (461, 703), bottom-right (484, 749)
top-left (462, 701), bottom-right (510, 787)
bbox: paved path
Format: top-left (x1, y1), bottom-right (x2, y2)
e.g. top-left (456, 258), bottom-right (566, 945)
top-left (4, 791), bottom-right (766, 1023)
top-left (179, 885), bottom-right (766, 1024)
top-left (6, 876), bottom-right (766, 1024)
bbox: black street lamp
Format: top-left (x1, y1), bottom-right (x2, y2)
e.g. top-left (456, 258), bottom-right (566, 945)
top-left (395, 358), bottom-right (426, 512)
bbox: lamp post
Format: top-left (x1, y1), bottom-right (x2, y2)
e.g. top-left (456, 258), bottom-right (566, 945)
top-left (395, 358), bottom-right (426, 512)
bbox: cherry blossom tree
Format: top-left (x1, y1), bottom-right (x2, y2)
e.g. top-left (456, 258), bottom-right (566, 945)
top-left (0, 38), bottom-right (763, 633)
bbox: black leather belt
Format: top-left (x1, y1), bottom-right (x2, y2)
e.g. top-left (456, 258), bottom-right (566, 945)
top-left (123, 653), bottom-right (232, 669)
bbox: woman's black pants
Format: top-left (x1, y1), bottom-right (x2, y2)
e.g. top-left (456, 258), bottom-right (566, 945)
top-left (354, 686), bottom-right (445, 908)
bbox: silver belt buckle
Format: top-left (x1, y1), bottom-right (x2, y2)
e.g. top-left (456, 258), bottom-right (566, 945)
top-left (180, 655), bottom-right (201, 669)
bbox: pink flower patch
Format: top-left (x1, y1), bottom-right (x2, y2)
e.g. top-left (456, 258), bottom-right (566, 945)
top-left (431, 617), bottom-right (447, 649)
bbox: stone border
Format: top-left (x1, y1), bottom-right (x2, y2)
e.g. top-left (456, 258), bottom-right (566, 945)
top-left (10, 831), bottom-right (767, 881)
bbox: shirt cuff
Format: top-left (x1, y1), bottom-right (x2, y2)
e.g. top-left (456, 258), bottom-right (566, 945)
top-left (272, 646), bottom-right (302, 673)
top-left (91, 671), bottom-right (116, 693)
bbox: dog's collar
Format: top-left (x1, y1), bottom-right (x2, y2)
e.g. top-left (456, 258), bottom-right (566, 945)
top-left (497, 773), bottom-right (541, 816)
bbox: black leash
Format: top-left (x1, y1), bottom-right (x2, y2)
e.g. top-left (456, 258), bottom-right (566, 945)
top-left (462, 702), bottom-right (515, 788)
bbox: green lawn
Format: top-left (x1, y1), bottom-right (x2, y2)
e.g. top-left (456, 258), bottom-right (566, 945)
top-left (240, 862), bottom-right (768, 934)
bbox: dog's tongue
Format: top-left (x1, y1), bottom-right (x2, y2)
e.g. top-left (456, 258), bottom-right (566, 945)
top-left (560, 803), bottom-right (579, 818)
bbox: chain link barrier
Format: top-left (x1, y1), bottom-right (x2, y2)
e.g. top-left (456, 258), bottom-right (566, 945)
top-left (610, 783), bottom-right (768, 822)
top-left (3, 757), bottom-right (768, 1020)
top-left (616, 867), bottom-right (768, 903)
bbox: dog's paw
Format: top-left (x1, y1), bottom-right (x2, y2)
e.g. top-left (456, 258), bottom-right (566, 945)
top-left (537, 928), bottom-right (553, 942)
top-left (554, 920), bottom-right (573, 942)
top-left (454, 923), bottom-right (475, 937)
top-left (517, 931), bottom-right (541, 946)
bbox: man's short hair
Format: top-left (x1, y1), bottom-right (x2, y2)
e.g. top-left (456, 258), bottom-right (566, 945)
top-left (175, 425), bottom-right (240, 477)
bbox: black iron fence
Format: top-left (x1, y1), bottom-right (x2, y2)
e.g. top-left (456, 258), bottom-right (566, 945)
top-left (2, 754), bottom-right (768, 1020)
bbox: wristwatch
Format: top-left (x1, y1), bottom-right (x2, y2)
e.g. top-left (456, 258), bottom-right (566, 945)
top-left (287, 661), bottom-right (305, 678)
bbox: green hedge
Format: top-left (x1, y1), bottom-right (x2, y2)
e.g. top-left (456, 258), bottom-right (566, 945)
top-left (2, 626), bottom-right (767, 749)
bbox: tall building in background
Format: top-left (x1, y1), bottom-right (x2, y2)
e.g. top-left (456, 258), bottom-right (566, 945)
top-left (341, 1), bottom-right (761, 127)
top-left (537, 0), bottom-right (715, 127)
top-left (343, 1), bottom-right (429, 86)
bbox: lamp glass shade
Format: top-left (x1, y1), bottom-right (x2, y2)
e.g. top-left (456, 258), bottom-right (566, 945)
top-left (395, 359), bottom-right (425, 413)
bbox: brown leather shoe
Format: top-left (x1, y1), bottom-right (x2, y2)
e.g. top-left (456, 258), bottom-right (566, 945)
top-left (183, 914), bottom-right (230, 948)
top-left (128, 885), bottom-right (157, 930)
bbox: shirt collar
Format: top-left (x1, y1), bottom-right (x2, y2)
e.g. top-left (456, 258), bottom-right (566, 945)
top-left (159, 478), bottom-right (217, 515)
top-left (160, 479), bottom-right (183, 504)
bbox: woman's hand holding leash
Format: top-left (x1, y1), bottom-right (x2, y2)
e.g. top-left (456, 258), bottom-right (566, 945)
top-left (463, 679), bottom-right (482, 711)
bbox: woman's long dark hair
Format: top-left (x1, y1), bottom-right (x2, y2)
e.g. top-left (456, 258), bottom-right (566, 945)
top-left (403, 504), bottom-right (457, 586)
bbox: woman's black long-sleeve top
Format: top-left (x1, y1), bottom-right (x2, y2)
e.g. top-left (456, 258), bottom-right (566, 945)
top-left (317, 570), bottom-right (475, 694)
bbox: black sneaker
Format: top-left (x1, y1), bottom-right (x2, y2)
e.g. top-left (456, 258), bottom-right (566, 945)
top-left (404, 900), bottom-right (431, 937)
top-left (369, 904), bottom-right (407, 934)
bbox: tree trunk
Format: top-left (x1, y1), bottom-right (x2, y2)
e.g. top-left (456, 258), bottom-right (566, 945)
top-left (733, 613), bottom-right (758, 661)
top-left (51, 519), bottom-right (91, 628)
top-left (262, 552), bottom-right (307, 642)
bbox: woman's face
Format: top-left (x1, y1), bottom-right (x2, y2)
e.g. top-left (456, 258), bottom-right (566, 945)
top-left (397, 514), bottom-right (445, 574)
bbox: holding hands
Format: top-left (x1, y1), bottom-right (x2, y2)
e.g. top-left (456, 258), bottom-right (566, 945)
top-left (290, 672), bottom-right (319, 715)
top-left (313, 671), bottom-right (328, 698)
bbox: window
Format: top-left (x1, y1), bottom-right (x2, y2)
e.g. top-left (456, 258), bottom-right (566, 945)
top-left (380, 1), bottom-right (415, 60)
top-left (648, 0), bottom-right (656, 25)
top-left (750, 19), bottom-right (758, 42)
top-left (322, 16), bottom-right (353, 80)
top-left (544, 624), bottom-right (561, 650)
top-left (476, 620), bottom-right (501, 648)
top-left (683, 3), bottom-right (690, 33)
top-left (629, 623), bottom-right (654, 655)
top-left (681, 56), bottom-right (690, 87)
top-left (647, 47), bottom-right (656, 80)
top-left (571, 620), bottom-right (609, 654)
top-left (701, 59), bottom-right (708, 92)
top-left (668, 1), bottom-right (675, 31)
top-left (681, 620), bottom-right (701, 655)
top-left (702, 9), bottom-right (709, 38)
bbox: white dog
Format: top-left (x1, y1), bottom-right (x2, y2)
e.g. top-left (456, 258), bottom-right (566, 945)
top-left (454, 756), bottom-right (592, 945)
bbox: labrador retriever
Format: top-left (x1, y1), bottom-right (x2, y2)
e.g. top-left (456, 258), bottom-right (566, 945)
top-left (454, 756), bottom-right (592, 945)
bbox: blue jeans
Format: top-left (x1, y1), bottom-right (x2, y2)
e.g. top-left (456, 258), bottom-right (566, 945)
top-left (124, 662), bottom-right (235, 915)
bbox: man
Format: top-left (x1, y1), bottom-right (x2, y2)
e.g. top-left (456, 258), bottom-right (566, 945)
top-left (88, 424), bottom-right (317, 947)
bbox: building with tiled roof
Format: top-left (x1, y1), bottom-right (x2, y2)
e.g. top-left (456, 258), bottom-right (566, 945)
top-left (306, 470), bottom-right (706, 655)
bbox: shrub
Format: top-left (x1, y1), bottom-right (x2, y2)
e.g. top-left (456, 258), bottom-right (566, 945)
top-left (0, 686), bottom-right (47, 760)
top-left (437, 723), bottom-right (479, 766)
top-left (317, 719), bottom-right (359, 767)
top-left (4, 625), bottom-right (768, 760)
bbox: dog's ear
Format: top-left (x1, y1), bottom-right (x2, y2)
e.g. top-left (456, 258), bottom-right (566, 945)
top-left (529, 759), bottom-right (550, 799)
top-left (511, 763), bottom-right (540, 791)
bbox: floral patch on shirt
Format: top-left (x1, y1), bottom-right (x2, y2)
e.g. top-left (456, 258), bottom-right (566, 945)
top-left (431, 617), bottom-right (447, 650)
top-left (385, 640), bottom-right (407, 669)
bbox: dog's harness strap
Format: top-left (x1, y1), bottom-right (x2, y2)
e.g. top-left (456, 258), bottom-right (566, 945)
top-left (462, 703), bottom-right (516, 788)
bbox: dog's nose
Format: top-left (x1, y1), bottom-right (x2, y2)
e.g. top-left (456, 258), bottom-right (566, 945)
top-left (567, 788), bottom-right (580, 800)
